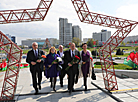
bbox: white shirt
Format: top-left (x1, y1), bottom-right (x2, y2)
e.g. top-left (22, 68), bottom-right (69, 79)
top-left (33, 49), bottom-right (38, 56)
top-left (70, 49), bottom-right (75, 57)
top-left (59, 51), bottom-right (63, 57)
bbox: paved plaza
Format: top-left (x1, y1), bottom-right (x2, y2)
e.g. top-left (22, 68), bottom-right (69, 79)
top-left (1, 68), bottom-right (138, 102)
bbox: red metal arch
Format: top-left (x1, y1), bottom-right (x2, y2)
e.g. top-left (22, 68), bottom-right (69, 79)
top-left (0, 0), bottom-right (138, 100)
top-left (0, 31), bottom-right (22, 100)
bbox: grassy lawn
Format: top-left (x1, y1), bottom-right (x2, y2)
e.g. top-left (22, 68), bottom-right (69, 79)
top-left (112, 53), bottom-right (129, 57)
top-left (22, 46), bottom-right (136, 54)
top-left (95, 63), bottom-right (133, 70)
top-left (116, 46), bottom-right (135, 51)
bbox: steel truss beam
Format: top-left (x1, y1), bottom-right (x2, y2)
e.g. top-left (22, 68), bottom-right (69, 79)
top-left (0, 0), bottom-right (138, 101)
top-left (0, 31), bottom-right (22, 100)
top-left (0, 0), bottom-right (53, 24)
top-left (71, 0), bottom-right (138, 91)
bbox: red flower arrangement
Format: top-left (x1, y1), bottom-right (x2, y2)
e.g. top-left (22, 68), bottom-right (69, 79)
top-left (65, 55), bottom-right (80, 71)
top-left (41, 55), bottom-right (46, 58)
top-left (36, 55), bottom-right (46, 63)
top-left (90, 57), bottom-right (93, 61)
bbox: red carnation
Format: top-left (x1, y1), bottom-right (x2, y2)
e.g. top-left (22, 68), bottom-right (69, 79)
top-left (66, 55), bottom-right (80, 71)
top-left (75, 55), bottom-right (80, 60)
top-left (90, 57), bottom-right (93, 61)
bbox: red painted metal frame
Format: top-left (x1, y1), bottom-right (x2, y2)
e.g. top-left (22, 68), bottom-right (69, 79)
top-left (0, 0), bottom-right (53, 24)
top-left (0, 0), bottom-right (138, 100)
top-left (0, 31), bottom-right (22, 100)
top-left (71, 0), bottom-right (138, 91)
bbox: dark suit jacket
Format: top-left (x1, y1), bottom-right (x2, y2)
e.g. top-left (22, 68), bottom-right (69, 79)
top-left (26, 49), bottom-right (44, 72)
top-left (64, 49), bottom-right (81, 74)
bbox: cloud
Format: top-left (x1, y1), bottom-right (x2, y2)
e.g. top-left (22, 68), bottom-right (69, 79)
top-left (115, 3), bottom-right (138, 36)
top-left (0, 0), bottom-right (138, 45)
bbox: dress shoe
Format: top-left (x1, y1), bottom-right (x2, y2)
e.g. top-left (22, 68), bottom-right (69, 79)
top-left (53, 88), bottom-right (56, 92)
top-left (34, 88), bottom-right (38, 95)
top-left (69, 90), bottom-right (72, 95)
top-left (85, 86), bottom-right (87, 91)
top-left (39, 85), bottom-right (41, 90)
top-left (72, 88), bottom-right (75, 92)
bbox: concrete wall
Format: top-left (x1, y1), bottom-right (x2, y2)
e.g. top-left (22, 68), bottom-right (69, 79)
top-left (94, 68), bottom-right (138, 79)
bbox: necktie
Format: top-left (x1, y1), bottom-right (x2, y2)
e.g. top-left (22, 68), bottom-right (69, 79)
top-left (35, 50), bottom-right (37, 58)
top-left (72, 51), bottom-right (74, 57)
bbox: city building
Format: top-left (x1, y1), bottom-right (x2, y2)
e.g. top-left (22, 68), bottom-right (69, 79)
top-left (83, 38), bottom-right (91, 43)
top-left (123, 35), bottom-right (138, 43)
top-left (59, 18), bottom-right (82, 46)
top-left (59, 18), bottom-right (72, 46)
top-left (93, 29), bottom-right (111, 45)
top-left (22, 38), bottom-right (58, 48)
top-left (72, 25), bottom-right (82, 41)
top-left (6, 34), bottom-right (16, 44)
top-left (11, 36), bottom-right (16, 43)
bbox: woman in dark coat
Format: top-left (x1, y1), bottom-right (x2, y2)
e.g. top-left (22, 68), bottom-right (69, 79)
top-left (44, 46), bottom-right (60, 92)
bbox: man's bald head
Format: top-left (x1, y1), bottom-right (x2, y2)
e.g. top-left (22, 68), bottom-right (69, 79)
top-left (59, 45), bottom-right (63, 52)
top-left (32, 42), bottom-right (38, 50)
top-left (70, 43), bottom-right (75, 51)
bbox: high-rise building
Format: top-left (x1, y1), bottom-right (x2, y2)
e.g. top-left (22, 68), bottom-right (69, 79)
top-left (11, 36), bottom-right (16, 43)
top-left (59, 18), bottom-right (72, 46)
top-left (6, 34), bottom-right (16, 44)
top-left (72, 25), bottom-right (82, 41)
top-left (6, 34), bottom-right (11, 40)
top-left (93, 29), bottom-right (111, 45)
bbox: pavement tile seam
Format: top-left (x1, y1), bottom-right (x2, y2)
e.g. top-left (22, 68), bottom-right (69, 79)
top-left (127, 93), bottom-right (138, 100)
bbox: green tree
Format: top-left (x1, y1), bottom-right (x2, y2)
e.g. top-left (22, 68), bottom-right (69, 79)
top-left (87, 38), bottom-right (94, 47)
top-left (72, 37), bottom-right (81, 46)
top-left (120, 41), bottom-right (126, 46)
top-left (135, 47), bottom-right (138, 51)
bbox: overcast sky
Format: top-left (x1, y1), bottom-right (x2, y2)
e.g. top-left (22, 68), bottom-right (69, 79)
top-left (0, 0), bottom-right (138, 45)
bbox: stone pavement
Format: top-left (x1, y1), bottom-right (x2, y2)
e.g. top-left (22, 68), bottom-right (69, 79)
top-left (1, 68), bottom-right (138, 102)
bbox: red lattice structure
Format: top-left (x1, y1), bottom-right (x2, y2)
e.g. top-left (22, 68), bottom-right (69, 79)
top-left (0, 0), bottom-right (53, 24)
top-left (0, 31), bottom-right (22, 100)
top-left (71, 0), bottom-right (138, 91)
top-left (0, 0), bottom-right (138, 100)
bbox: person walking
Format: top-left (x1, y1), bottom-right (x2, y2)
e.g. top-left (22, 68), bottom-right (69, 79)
top-left (80, 43), bottom-right (94, 91)
top-left (64, 43), bottom-right (81, 94)
top-left (57, 45), bottom-right (66, 87)
top-left (44, 46), bottom-right (61, 92)
top-left (26, 42), bottom-right (44, 95)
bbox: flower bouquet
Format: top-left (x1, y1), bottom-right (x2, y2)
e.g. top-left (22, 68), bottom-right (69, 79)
top-left (36, 55), bottom-right (46, 62)
top-left (47, 57), bottom-right (62, 70)
top-left (65, 55), bottom-right (80, 71)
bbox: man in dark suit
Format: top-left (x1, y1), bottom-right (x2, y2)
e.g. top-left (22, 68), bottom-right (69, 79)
top-left (57, 45), bottom-right (66, 87)
top-left (26, 42), bottom-right (44, 95)
top-left (64, 43), bottom-right (81, 94)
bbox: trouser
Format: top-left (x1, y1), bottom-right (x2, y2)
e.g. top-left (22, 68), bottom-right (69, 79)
top-left (31, 69), bottom-right (42, 90)
top-left (59, 69), bottom-right (66, 85)
top-left (67, 69), bottom-right (75, 91)
top-left (74, 69), bottom-right (79, 83)
top-left (84, 76), bottom-right (87, 86)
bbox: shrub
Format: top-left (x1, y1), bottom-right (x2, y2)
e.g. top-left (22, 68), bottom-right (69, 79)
top-left (135, 47), bottom-right (138, 52)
